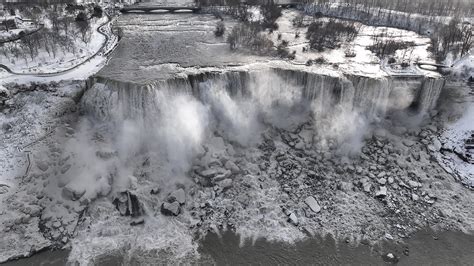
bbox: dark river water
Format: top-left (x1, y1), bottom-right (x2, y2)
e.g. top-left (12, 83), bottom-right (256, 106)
top-left (3, 229), bottom-right (474, 265)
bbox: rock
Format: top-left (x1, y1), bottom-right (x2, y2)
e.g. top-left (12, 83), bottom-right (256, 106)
top-left (218, 178), bottom-right (233, 190)
top-left (375, 186), bottom-right (387, 198)
top-left (212, 170), bottom-right (232, 182)
top-left (363, 182), bottom-right (372, 193)
top-left (161, 201), bottom-right (180, 216)
top-left (96, 150), bottom-right (118, 160)
top-left (62, 185), bottom-right (86, 201)
top-left (408, 180), bottom-right (421, 189)
top-left (382, 253), bottom-right (399, 263)
top-left (113, 191), bottom-right (143, 217)
top-left (402, 140), bottom-right (416, 147)
top-left (130, 219), bottom-right (145, 226)
top-left (288, 212), bottom-right (298, 226)
top-left (412, 194), bottom-right (419, 201)
top-left (36, 160), bottom-right (49, 172)
top-left (384, 233), bottom-right (394, 240)
top-left (60, 164), bottom-right (71, 174)
top-left (52, 221), bottom-right (61, 229)
top-left (387, 176), bottom-right (394, 184)
top-left (150, 187), bottom-right (160, 195)
top-left (168, 188), bottom-right (186, 204)
top-left (0, 184), bottom-right (9, 194)
top-left (378, 178), bottom-right (387, 185)
top-left (433, 139), bottom-right (442, 151)
top-left (224, 160), bottom-right (240, 173)
top-left (304, 196), bottom-right (321, 213)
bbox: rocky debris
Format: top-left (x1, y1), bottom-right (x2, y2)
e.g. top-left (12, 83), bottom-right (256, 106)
top-left (168, 188), bottom-right (186, 204)
top-left (161, 201), bottom-right (181, 216)
top-left (113, 191), bottom-right (143, 217)
top-left (62, 185), bottom-right (86, 201)
top-left (304, 196), bottom-right (321, 213)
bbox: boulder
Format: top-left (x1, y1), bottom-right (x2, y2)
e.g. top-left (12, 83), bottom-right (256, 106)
top-left (161, 201), bottom-right (180, 216)
top-left (36, 160), bottom-right (49, 172)
top-left (375, 186), bottom-right (387, 198)
top-left (113, 191), bottom-right (143, 217)
top-left (218, 178), bottom-right (233, 190)
top-left (168, 188), bottom-right (186, 204)
top-left (304, 196), bottom-right (321, 213)
top-left (62, 185), bottom-right (86, 201)
top-left (288, 212), bottom-right (298, 226)
top-left (225, 160), bottom-right (240, 173)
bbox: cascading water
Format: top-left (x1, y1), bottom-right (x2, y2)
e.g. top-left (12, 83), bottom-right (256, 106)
top-left (82, 68), bottom-right (443, 131)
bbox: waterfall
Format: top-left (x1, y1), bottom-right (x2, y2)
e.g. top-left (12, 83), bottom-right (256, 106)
top-left (82, 68), bottom-right (444, 125)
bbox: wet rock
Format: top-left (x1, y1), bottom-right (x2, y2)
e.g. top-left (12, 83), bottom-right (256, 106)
top-left (375, 186), bottom-right (387, 198)
top-left (304, 196), bottom-right (321, 213)
top-left (161, 201), bottom-right (180, 216)
top-left (168, 188), bottom-right (186, 204)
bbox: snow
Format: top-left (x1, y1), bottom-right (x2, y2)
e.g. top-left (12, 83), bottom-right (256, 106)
top-left (438, 103), bottom-right (474, 187)
top-left (269, 10), bottom-right (436, 78)
top-left (0, 16), bottom-right (108, 74)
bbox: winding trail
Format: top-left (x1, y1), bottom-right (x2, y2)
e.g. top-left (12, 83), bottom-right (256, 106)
top-left (0, 14), bottom-right (118, 77)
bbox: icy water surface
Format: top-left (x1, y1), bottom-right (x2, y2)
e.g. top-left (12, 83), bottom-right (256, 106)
top-left (4, 230), bottom-right (474, 265)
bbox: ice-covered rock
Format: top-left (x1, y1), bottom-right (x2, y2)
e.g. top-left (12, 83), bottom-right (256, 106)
top-left (304, 196), bottom-right (321, 213)
top-left (161, 201), bottom-right (181, 216)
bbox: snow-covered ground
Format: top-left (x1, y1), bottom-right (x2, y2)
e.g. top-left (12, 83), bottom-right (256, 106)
top-left (271, 10), bottom-right (435, 77)
top-left (0, 16), bottom-right (108, 74)
top-left (437, 100), bottom-right (474, 188)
